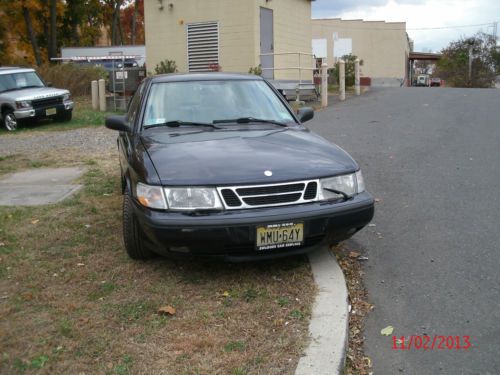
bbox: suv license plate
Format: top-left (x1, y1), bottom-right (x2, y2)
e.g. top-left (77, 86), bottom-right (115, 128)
top-left (256, 222), bottom-right (304, 251)
top-left (46, 108), bottom-right (56, 116)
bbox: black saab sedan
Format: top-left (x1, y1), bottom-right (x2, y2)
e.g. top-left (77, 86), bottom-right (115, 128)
top-left (106, 73), bottom-right (374, 261)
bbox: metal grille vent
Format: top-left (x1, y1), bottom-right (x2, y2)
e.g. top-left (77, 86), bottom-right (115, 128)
top-left (303, 182), bottom-right (317, 200)
top-left (187, 22), bottom-right (219, 72)
top-left (32, 96), bottom-right (63, 109)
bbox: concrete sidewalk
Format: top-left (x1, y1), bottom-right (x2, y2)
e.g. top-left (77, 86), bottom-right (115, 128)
top-left (295, 246), bottom-right (349, 375)
top-left (0, 167), bottom-right (85, 206)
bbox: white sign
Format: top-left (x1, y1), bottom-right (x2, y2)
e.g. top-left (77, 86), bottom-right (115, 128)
top-left (334, 38), bottom-right (352, 58)
top-left (116, 71), bottom-right (128, 79)
top-left (312, 39), bottom-right (328, 58)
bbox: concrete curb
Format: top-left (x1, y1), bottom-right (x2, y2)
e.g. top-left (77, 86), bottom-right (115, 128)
top-left (295, 246), bottom-right (349, 375)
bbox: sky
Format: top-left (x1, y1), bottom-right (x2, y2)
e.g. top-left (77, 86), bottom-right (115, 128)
top-left (312, 0), bottom-right (500, 52)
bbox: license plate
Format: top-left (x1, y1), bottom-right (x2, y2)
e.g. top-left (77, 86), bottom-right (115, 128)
top-left (46, 108), bottom-right (56, 116)
top-left (256, 222), bottom-right (304, 251)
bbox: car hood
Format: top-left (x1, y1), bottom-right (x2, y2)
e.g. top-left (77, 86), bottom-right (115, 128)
top-left (140, 128), bottom-right (358, 186)
top-left (1, 87), bottom-right (69, 101)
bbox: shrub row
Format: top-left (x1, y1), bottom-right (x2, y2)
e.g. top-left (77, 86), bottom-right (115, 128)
top-left (37, 64), bottom-right (107, 97)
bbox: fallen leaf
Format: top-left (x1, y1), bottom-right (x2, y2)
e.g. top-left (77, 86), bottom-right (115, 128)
top-left (31, 219), bottom-right (40, 225)
top-left (157, 305), bottom-right (176, 316)
top-left (76, 263), bottom-right (85, 267)
top-left (0, 242), bottom-right (4, 247)
top-left (222, 291), bottom-right (230, 297)
top-left (381, 326), bottom-right (394, 336)
top-left (349, 251), bottom-right (361, 258)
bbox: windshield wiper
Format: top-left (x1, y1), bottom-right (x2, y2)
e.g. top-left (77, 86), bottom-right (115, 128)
top-left (323, 187), bottom-right (353, 201)
top-left (213, 117), bottom-right (289, 127)
top-left (144, 120), bottom-right (221, 129)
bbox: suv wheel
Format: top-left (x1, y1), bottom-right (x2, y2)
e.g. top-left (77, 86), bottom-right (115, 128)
top-left (3, 110), bottom-right (18, 131)
top-left (122, 189), bottom-right (155, 260)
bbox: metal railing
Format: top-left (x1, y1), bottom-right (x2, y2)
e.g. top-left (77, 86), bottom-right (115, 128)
top-left (259, 52), bottom-right (316, 84)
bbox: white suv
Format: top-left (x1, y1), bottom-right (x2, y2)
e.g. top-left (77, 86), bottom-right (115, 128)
top-left (0, 67), bottom-right (74, 131)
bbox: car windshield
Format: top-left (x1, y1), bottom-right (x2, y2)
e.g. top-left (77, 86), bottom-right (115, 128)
top-left (143, 80), bottom-right (295, 128)
top-left (0, 71), bottom-right (45, 93)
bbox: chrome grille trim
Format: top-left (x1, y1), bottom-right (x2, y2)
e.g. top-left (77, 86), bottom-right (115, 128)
top-left (217, 179), bottom-right (319, 210)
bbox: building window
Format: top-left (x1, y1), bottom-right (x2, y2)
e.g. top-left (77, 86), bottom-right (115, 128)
top-left (187, 22), bottom-right (219, 72)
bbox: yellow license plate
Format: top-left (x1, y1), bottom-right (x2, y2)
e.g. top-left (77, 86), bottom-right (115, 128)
top-left (46, 108), bottom-right (56, 116)
top-left (256, 222), bottom-right (304, 251)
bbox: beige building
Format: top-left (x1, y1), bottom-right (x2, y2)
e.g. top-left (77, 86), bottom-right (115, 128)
top-left (144, 0), bottom-right (315, 80)
top-left (312, 18), bottom-right (411, 86)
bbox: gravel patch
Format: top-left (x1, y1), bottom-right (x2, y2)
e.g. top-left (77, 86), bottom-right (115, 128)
top-left (0, 127), bottom-right (117, 156)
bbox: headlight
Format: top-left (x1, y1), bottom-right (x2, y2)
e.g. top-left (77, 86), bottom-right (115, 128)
top-left (318, 170), bottom-right (365, 201)
top-left (62, 93), bottom-right (71, 101)
top-left (136, 183), bottom-right (167, 209)
top-left (16, 100), bottom-right (32, 109)
top-left (164, 187), bottom-right (223, 211)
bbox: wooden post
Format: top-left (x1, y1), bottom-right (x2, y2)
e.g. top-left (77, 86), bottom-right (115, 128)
top-left (355, 58), bottom-right (360, 96)
top-left (321, 63), bottom-right (328, 108)
top-left (339, 59), bottom-right (346, 101)
top-left (98, 79), bottom-right (106, 112)
top-left (91, 80), bottom-right (99, 110)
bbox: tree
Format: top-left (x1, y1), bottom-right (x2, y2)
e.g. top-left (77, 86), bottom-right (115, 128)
top-left (435, 32), bottom-right (497, 88)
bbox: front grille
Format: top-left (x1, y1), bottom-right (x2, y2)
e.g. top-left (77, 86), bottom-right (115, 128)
top-left (217, 179), bottom-right (319, 210)
top-left (32, 96), bottom-right (63, 109)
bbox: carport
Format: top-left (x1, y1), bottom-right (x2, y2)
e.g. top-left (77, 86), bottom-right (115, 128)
top-left (408, 51), bottom-right (442, 86)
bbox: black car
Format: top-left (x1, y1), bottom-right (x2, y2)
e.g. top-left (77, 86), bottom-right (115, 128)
top-left (106, 73), bottom-right (374, 261)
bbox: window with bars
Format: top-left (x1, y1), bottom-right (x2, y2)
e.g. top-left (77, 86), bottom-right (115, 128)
top-left (187, 22), bottom-right (219, 72)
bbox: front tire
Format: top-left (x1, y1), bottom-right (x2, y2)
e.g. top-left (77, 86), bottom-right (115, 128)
top-left (3, 110), bottom-right (19, 131)
top-left (55, 110), bottom-right (72, 122)
top-left (122, 191), bottom-right (155, 260)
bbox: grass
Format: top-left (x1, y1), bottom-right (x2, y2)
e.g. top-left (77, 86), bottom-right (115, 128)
top-left (0, 96), bottom-right (121, 135)
top-left (0, 148), bottom-right (317, 374)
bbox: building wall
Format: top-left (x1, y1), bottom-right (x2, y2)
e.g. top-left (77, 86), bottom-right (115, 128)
top-left (144, 0), bottom-right (255, 74)
top-left (252, 0), bottom-right (313, 80)
top-left (312, 18), bottom-right (410, 86)
top-left (144, 0), bottom-right (313, 80)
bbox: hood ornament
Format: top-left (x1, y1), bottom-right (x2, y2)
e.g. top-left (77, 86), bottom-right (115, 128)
top-left (264, 170), bottom-right (273, 177)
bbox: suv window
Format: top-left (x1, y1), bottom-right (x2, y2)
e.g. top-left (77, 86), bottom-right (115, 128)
top-left (0, 71), bottom-right (45, 93)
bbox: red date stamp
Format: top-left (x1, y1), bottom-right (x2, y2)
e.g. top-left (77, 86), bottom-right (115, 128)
top-left (392, 335), bottom-right (472, 350)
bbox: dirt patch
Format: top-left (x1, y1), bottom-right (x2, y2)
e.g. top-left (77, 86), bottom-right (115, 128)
top-left (331, 245), bottom-right (374, 375)
top-left (0, 152), bottom-right (316, 374)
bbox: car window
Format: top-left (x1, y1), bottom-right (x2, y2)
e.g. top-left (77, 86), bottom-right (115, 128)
top-left (143, 80), bottom-right (295, 127)
top-left (127, 85), bottom-right (144, 126)
top-left (0, 72), bottom-right (45, 92)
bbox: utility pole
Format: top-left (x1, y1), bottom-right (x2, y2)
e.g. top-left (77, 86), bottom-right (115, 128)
top-left (467, 39), bottom-right (474, 87)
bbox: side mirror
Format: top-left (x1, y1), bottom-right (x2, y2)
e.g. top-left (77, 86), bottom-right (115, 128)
top-left (297, 107), bottom-right (314, 123)
top-left (105, 115), bottom-right (130, 132)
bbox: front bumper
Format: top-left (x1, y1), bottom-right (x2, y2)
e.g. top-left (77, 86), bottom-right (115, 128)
top-left (14, 100), bottom-right (74, 119)
top-left (133, 191), bottom-right (375, 261)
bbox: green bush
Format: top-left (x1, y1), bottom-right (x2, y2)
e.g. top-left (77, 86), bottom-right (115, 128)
top-left (154, 60), bottom-right (178, 74)
top-left (329, 54), bottom-right (363, 87)
top-left (37, 63), bottom-right (107, 97)
top-left (248, 65), bottom-right (262, 76)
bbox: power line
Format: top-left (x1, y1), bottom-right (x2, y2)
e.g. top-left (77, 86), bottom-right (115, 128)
top-left (408, 22), bottom-right (498, 31)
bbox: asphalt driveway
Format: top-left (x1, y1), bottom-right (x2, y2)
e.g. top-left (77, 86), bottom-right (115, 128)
top-left (307, 87), bottom-right (500, 374)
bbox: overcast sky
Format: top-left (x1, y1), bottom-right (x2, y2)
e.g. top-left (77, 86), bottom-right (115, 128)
top-left (312, 0), bottom-right (500, 52)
